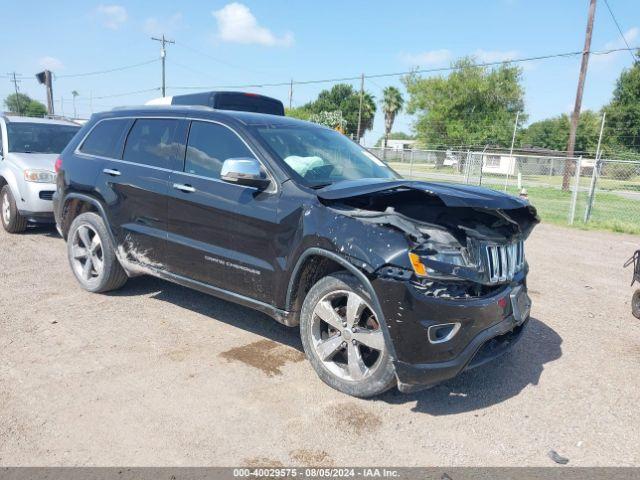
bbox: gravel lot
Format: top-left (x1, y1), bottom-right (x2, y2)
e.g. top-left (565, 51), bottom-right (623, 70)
top-left (1, 222), bottom-right (639, 466)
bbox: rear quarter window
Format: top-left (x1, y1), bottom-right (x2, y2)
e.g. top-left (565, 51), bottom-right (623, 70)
top-left (79, 119), bottom-right (132, 158)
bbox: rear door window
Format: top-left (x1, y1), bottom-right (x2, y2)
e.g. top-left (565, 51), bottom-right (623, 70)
top-left (123, 119), bottom-right (180, 169)
top-left (79, 119), bottom-right (131, 158)
top-left (184, 121), bottom-right (254, 179)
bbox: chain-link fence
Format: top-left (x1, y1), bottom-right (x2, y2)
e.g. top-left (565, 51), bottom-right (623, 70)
top-left (369, 147), bottom-right (640, 233)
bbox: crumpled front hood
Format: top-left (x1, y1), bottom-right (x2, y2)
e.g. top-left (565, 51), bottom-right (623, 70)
top-left (6, 152), bottom-right (58, 172)
top-left (317, 179), bottom-right (530, 210)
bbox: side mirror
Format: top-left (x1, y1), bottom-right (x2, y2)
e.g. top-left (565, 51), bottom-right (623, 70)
top-left (221, 158), bottom-right (271, 189)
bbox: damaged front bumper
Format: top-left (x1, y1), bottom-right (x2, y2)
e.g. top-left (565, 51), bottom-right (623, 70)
top-left (372, 272), bottom-right (530, 393)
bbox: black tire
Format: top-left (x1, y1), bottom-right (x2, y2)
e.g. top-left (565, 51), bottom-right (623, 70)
top-left (66, 212), bottom-right (128, 293)
top-left (632, 290), bottom-right (640, 319)
top-left (1, 185), bottom-right (28, 233)
top-left (300, 272), bottom-right (396, 398)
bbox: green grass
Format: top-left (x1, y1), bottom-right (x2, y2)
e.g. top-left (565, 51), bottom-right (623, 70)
top-left (509, 186), bottom-right (640, 234)
top-left (387, 161), bottom-right (640, 235)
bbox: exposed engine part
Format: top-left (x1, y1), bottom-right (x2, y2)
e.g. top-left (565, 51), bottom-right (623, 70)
top-left (412, 279), bottom-right (506, 299)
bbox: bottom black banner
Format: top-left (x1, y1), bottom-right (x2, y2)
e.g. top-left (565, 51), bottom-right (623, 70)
top-left (1, 468), bottom-right (639, 480)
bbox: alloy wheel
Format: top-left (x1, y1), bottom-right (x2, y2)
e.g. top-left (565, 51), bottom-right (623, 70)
top-left (70, 224), bottom-right (104, 282)
top-left (310, 290), bottom-right (386, 382)
top-left (2, 192), bottom-right (10, 225)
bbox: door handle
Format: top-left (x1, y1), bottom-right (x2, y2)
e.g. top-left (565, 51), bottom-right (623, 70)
top-left (102, 168), bottom-right (121, 177)
top-left (173, 183), bottom-right (196, 193)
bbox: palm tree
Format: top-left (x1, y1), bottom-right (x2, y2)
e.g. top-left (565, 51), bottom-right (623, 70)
top-left (71, 90), bottom-right (79, 118)
top-left (381, 86), bottom-right (404, 149)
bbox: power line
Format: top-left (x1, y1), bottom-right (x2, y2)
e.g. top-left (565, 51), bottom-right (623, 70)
top-left (166, 59), bottom-right (219, 82)
top-left (603, 0), bottom-right (637, 61)
top-left (173, 41), bottom-right (265, 74)
top-left (92, 87), bottom-right (161, 100)
top-left (168, 46), bottom-right (639, 91)
top-left (55, 58), bottom-right (159, 79)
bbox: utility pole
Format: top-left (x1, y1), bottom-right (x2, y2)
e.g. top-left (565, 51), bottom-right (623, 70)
top-left (504, 111), bottom-right (520, 191)
top-left (584, 112), bottom-right (606, 222)
top-left (356, 73), bottom-right (365, 143)
top-left (563, 0), bottom-right (597, 191)
top-left (35, 70), bottom-right (55, 115)
top-left (151, 34), bottom-right (174, 97)
top-left (7, 72), bottom-right (22, 114)
top-left (288, 79), bottom-right (293, 110)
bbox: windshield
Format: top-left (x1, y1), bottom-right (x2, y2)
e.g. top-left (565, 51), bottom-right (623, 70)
top-left (253, 125), bottom-right (398, 187)
top-left (7, 123), bottom-right (80, 154)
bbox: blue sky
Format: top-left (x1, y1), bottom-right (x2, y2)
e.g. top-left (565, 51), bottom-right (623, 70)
top-left (1, 0), bottom-right (638, 145)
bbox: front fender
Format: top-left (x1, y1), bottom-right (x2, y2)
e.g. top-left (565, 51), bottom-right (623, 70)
top-left (285, 247), bottom-right (398, 363)
top-left (0, 162), bottom-right (25, 208)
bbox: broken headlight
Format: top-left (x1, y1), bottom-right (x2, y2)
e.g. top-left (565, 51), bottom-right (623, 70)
top-left (409, 227), bottom-right (469, 278)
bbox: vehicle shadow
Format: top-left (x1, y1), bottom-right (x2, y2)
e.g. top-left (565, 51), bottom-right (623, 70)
top-left (109, 275), bottom-right (304, 351)
top-left (377, 317), bottom-right (562, 415)
top-left (21, 224), bottom-right (59, 238)
top-left (108, 277), bottom-right (560, 414)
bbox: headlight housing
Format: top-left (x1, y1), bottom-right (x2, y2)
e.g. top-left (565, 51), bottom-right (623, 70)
top-left (409, 227), bottom-right (468, 277)
top-left (24, 169), bottom-right (56, 183)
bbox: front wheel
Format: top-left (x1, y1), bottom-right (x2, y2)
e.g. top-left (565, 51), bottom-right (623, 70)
top-left (1, 185), bottom-right (27, 233)
top-left (66, 212), bottom-right (128, 293)
top-left (300, 272), bottom-right (396, 397)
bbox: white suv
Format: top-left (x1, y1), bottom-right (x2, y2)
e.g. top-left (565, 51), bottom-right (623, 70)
top-left (0, 115), bottom-right (79, 232)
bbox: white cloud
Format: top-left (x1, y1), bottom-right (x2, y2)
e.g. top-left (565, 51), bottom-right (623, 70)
top-left (212, 3), bottom-right (293, 47)
top-left (38, 56), bottom-right (64, 71)
top-left (592, 27), bottom-right (638, 67)
top-left (399, 49), bottom-right (452, 66)
top-left (96, 4), bottom-right (128, 29)
top-left (143, 12), bottom-right (183, 37)
top-left (473, 49), bottom-right (519, 63)
top-left (400, 49), bottom-right (521, 68)
top-left (605, 26), bottom-right (639, 50)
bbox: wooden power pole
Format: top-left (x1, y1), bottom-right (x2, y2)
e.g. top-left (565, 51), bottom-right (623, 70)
top-left (35, 70), bottom-right (55, 115)
top-left (151, 34), bottom-right (174, 97)
top-left (563, 0), bottom-right (597, 190)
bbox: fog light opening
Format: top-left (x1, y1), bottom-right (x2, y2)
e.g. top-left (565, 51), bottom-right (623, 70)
top-left (427, 322), bottom-right (461, 344)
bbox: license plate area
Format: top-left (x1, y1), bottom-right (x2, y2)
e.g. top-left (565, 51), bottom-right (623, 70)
top-left (510, 286), bottom-right (531, 324)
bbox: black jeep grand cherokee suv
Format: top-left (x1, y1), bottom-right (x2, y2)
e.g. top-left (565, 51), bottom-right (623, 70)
top-left (54, 106), bottom-right (538, 397)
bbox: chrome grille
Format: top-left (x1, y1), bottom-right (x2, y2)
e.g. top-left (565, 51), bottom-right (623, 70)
top-left (481, 240), bottom-right (524, 283)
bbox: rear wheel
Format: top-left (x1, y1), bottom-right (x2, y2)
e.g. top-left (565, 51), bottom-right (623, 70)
top-left (632, 290), bottom-right (640, 319)
top-left (1, 185), bottom-right (27, 233)
top-left (67, 212), bottom-right (128, 293)
top-left (300, 272), bottom-right (396, 397)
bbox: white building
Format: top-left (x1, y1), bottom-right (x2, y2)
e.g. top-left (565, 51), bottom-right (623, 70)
top-left (385, 139), bottom-right (417, 151)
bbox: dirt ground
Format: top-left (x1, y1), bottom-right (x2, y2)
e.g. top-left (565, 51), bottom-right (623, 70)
top-left (1, 222), bottom-right (639, 466)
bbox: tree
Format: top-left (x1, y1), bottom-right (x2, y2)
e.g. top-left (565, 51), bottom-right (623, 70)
top-left (285, 106), bottom-right (312, 121)
top-left (403, 57), bottom-right (526, 147)
top-left (603, 56), bottom-right (640, 154)
top-left (308, 111), bottom-right (347, 131)
top-left (302, 84), bottom-right (376, 141)
top-left (381, 86), bottom-right (404, 148)
top-left (521, 110), bottom-right (601, 154)
top-left (71, 90), bottom-right (79, 118)
top-left (3, 93), bottom-right (47, 117)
